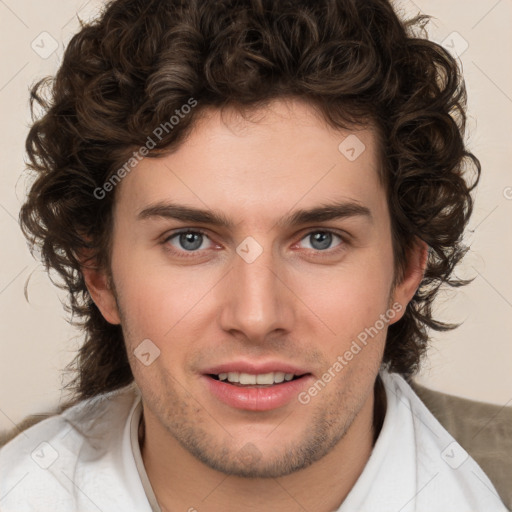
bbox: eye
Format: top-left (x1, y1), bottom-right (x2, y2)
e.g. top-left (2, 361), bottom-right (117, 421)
top-left (164, 229), bottom-right (214, 254)
top-left (297, 230), bottom-right (344, 252)
top-left (162, 228), bottom-right (346, 259)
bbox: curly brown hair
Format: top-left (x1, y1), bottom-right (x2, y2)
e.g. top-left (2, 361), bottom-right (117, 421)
top-left (20, 0), bottom-right (480, 402)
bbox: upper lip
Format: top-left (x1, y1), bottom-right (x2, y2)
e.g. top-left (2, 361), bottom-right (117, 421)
top-left (202, 360), bottom-right (311, 376)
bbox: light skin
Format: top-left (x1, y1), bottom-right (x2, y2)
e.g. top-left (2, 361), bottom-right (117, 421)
top-left (83, 98), bottom-right (426, 512)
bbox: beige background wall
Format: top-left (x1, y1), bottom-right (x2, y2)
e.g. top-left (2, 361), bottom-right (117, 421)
top-left (0, 0), bottom-right (511, 432)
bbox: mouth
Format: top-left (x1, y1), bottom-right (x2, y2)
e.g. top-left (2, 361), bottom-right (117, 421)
top-left (201, 365), bottom-right (314, 411)
top-left (207, 372), bottom-right (308, 387)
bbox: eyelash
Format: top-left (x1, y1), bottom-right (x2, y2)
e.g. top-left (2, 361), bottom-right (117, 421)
top-left (162, 228), bottom-right (348, 259)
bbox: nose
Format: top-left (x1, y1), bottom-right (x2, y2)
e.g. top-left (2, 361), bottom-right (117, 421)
top-left (217, 241), bottom-right (296, 344)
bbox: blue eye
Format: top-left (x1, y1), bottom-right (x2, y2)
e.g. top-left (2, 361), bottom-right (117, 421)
top-left (165, 230), bottom-right (213, 252)
top-left (162, 228), bottom-right (345, 259)
top-left (298, 231), bottom-right (343, 251)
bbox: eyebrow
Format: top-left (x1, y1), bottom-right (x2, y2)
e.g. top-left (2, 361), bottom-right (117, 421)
top-left (137, 200), bottom-right (372, 229)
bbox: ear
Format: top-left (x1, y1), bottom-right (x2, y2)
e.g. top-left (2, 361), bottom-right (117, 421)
top-left (80, 251), bottom-right (121, 325)
top-left (389, 238), bottom-right (428, 324)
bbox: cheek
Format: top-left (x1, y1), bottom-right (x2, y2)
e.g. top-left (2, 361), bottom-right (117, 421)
top-left (112, 251), bottom-right (219, 348)
top-left (293, 255), bottom-right (394, 364)
top-left (298, 252), bottom-right (393, 321)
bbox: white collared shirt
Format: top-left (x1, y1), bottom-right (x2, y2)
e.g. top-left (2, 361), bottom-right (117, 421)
top-left (0, 371), bottom-right (507, 511)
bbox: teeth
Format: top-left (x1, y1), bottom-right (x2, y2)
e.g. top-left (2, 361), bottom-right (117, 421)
top-left (216, 371), bottom-right (299, 385)
top-left (272, 372), bottom-right (285, 384)
top-left (239, 373), bottom-right (257, 385)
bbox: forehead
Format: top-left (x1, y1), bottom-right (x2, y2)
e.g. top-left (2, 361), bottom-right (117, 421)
top-left (114, 99), bottom-right (385, 227)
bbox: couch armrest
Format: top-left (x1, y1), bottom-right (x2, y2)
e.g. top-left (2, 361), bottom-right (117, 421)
top-left (411, 381), bottom-right (512, 510)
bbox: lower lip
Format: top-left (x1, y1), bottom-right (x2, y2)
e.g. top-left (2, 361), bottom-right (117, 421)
top-left (202, 374), bottom-right (313, 411)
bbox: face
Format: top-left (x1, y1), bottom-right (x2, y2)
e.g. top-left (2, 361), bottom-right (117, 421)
top-left (88, 98), bottom-right (418, 478)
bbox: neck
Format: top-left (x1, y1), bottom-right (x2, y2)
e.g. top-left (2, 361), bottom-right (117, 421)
top-left (140, 377), bottom-right (385, 512)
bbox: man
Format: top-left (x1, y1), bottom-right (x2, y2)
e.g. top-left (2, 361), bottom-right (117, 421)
top-left (0, 0), bottom-right (508, 511)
